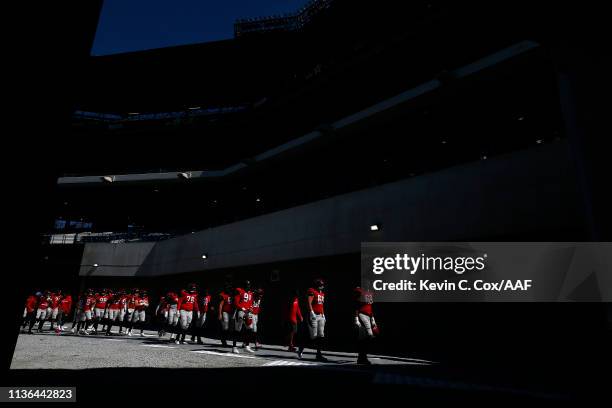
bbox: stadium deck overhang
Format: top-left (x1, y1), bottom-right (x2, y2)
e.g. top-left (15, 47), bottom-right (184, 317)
top-left (59, 41), bottom-right (540, 187)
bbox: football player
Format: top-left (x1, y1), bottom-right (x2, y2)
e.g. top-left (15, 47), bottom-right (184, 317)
top-left (101, 288), bottom-right (114, 332)
top-left (243, 288), bottom-right (263, 350)
top-left (218, 283), bottom-right (234, 347)
top-left (22, 292), bottom-right (42, 334)
top-left (165, 290), bottom-right (180, 341)
top-left (127, 289), bottom-right (149, 336)
top-left (232, 280), bottom-right (254, 354)
top-left (91, 289), bottom-right (110, 334)
top-left (176, 284), bottom-right (199, 344)
top-left (105, 290), bottom-right (125, 336)
top-left (56, 291), bottom-right (72, 332)
top-left (23, 292), bottom-right (39, 332)
top-left (120, 289), bottom-right (137, 335)
top-left (353, 286), bottom-right (378, 365)
top-left (117, 289), bottom-right (131, 335)
top-left (284, 289), bottom-right (303, 352)
top-left (48, 290), bottom-right (63, 332)
top-left (298, 278), bottom-right (328, 362)
top-left (192, 288), bottom-right (211, 344)
top-left (155, 293), bottom-right (169, 337)
top-left (73, 290), bottom-right (93, 335)
top-left (28, 290), bottom-right (51, 333)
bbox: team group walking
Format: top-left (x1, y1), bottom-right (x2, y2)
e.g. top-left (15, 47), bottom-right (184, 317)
top-left (22, 278), bottom-right (379, 364)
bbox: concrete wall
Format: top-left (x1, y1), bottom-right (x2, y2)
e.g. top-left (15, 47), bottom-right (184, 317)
top-left (79, 140), bottom-right (584, 277)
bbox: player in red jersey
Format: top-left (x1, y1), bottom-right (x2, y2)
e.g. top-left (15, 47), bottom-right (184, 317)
top-left (91, 289), bottom-right (110, 334)
top-left (74, 289), bottom-right (96, 334)
top-left (232, 280), bottom-right (254, 354)
top-left (176, 284), bottom-right (199, 344)
top-left (155, 293), bottom-right (169, 337)
top-left (127, 289), bottom-right (149, 336)
top-left (101, 289), bottom-right (114, 332)
top-left (298, 278), bottom-right (328, 361)
top-left (284, 289), bottom-right (303, 352)
top-left (57, 292), bottom-right (72, 332)
top-left (117, 289), bottom-right (132, 335)
top-left (243, 288), bottom-right (263, 350)
top-left (353, 286), bottom-right (378, 365)
top-left (192, 288), bottom-right (211, 344)
top-left (48, 290), bottom-right (63, 332)
top-left (22, 292), bottom-right (39, 332)
top-left (105, 290), bottom-right (126, 336)
top-left (164, 290), bottom-right (180, 341)
top-left (29, 290), bottom-right (51, 333)
top-left (218, 283), bottom-right (234, 347)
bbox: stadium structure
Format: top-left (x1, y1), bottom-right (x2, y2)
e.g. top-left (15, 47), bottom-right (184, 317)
top-left (11, 0), bottom-right (611, 394)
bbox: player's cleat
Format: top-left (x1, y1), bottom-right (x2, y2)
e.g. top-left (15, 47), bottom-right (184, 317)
top-left (175, 339), bottom-right (180, 345)
top-left (245, 346), bottom-right (255, 353)
top-left (232, 347), bottom-right (240, 354)
top-left (297, 350), bottom-right (303, 359)
top-left (140, 332), bottom-right (145, 337)
top-left (127, 331), bottom-right (132, 336)
top-left (106, 332), bottom-right (112, 336)
top-left (70, 328), bottom-right (76, 334)
top-left (316, 354), bottom-right (329, 362)
top-left (197, 339), bottom-right (204, 345)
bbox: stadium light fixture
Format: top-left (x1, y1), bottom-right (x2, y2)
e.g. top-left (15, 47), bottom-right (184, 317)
top-left (92, 263), bottom-right (99, 267)
top-left (127, 112), bottom-right (139, 116)
top-left (370, 224), bottom-right (380, 231)
top-left (188, 106), bottom-right (201, 110)
top-left (101, 176), bottom-right (114, 183)
top-left (201, 254), bottom-right (208, 260)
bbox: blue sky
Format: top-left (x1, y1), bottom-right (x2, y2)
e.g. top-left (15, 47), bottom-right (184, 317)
top-left (92, 0), bottom-right (306, 55)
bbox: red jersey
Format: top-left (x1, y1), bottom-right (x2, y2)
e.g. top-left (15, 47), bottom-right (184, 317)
top-left (251, 298), bottom-right (262, 315)
top-left (178, 291), bottom-right (199, 312)
top-left (220, 291), bottom-right (233, 313)
top-left (198, 295), bottom-right (211, 313)
top-left (50, 294), bottom-right (62, 308)
top-left (108, 295), bottom-right (123, 310)
top-left (85, 295), bottom-right (96, 311)
top-left (59, 295), bottom-right (72, 313)
top-left (134, 296), bottom-right (149, 311)
top-left (234, 288), bottom-right (253, 311)
top-left (127, 295), bottom-right (136, 310)
top-left (307, 288), bottom-right (325, 314)
top-left (95, 294), bottom-right (110, 309)
top-left (119, 295), bottom-right (129, 309)
top-left (25, 295), bottom-right (37, 313)
top-left (286, 297), bottom-right (303, 323)
top-left (166, 292), bottom-right (179, 305)
top-left (158, 296), bottom-right (168, 312)
top-left (353, 287), bottom-right (374, 316)
top-left (37, 295), bottom-right (50, 310)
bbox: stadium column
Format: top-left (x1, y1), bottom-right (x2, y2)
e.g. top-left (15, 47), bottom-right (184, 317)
top-left (553, 44), bottom-right (610, 242)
